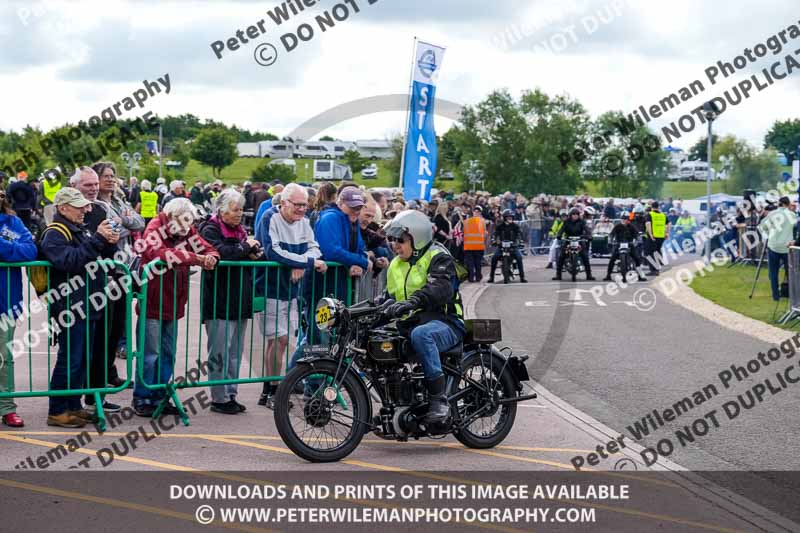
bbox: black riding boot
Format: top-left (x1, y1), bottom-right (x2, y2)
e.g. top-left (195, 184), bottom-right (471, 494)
top-left (424, 375), bottom-right (450, 424)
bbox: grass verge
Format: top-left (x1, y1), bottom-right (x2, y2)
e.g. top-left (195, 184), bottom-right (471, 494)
top-left (689, 262), bottom-right (798, 330)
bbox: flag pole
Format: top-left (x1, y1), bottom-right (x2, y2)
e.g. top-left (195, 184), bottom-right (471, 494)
top-left (398, 37), bottom-right (417, 190)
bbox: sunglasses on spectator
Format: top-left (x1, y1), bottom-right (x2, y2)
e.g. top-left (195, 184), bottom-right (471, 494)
top-left (387, 236), bottom-right (407, 244)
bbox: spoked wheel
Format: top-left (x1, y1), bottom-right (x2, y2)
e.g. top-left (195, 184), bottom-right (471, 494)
top-left (274, 360), bottom-right (370, 463)
top-left (453, 352), bottom-right (518, 449)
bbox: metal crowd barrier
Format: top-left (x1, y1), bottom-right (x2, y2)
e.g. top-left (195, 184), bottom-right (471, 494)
top-left (0, 260), bottom-right (135, 431)
top-left (134, 259), bottom-right (353, 424)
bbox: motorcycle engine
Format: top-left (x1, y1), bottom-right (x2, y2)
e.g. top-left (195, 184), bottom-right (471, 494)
top-left (384, 368), bottom-right (418, 406)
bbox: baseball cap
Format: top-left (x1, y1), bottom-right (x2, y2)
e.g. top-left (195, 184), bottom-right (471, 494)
top-left (340, 188), bottom-right (366, 208)
top-left (54, 187), bottom-right (91, 208)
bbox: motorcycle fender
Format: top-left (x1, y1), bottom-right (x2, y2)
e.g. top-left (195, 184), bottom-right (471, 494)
top-left (294, 357), bottom-right (373, 420)
top-left (464, 345), bottom-right (530, 390)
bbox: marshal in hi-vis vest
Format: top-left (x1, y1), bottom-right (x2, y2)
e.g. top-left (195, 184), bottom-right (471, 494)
top-left (462, 216), bottom-right (486, 251)
top-left (42, 179), bottom-right (62, 204)
top-left (386, 244), bottom-right (464, 321)
top-left (140, 190), bottom-right (158, 218)
top-left (650, 211), bottom-right (667, 238)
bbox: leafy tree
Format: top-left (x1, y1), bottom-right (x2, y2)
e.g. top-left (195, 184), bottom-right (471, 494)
top-left (764, 119), bottom-right (800, 164)
top-left (319, 135), bottom-right (335, 142)
top-left (729, 144), bottom-right (781, 192)
top-left (582, 111), bottom-right (671, 198)
top-left (449, 89), bottom-right (590, 195)
top-left (341, 149), bottom-right (367, 173)
top-left (385, 136), bottom-right (405, 181)
top-left (190, 127), bottom-right (237, 178)
top-left (252, 161), bottom-right (295, 183)
top-left (687, 134), bottom-right (719, 162)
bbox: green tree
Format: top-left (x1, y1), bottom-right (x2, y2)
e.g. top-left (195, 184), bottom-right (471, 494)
top-left (449, 89), bottom-right (590, 195)
top-left (687, 134), bottom-right (719, 162)
top-left (729, 144), bottom-right (781, 192)
top-left (341, 149), bottom-right (367, 173)
top-left (319, 135), bottom-right (335, 142)
top-left (251, 161), bottom-right (295, 183)
top-left (385, 136), bottom-right (405, 182)
top-left (764, 119), bottom-right (800, 164)
top-left (190, 127), bottom-right (237, 178)
top-left (582, 111), bottom-right (671, 198)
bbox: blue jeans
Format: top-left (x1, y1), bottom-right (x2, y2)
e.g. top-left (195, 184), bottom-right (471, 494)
top-left (768, 249), bottom-right (789, 301)
top-left (409, 320), bottom-right (462, 380)
top-left (134, 319), bottom-right (177, 406)
top-left (529, 228), bottom-right (542, 253)
top-left (49, 320), bottom-right (95, 416)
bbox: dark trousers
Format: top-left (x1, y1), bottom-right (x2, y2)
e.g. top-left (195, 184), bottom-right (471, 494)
top-left (645, 238), bottom-right (665, 272)
top-left (464, 250), bottom-right (484, 281)
top-left (767, 249), bottom-right (789, 301)
top-left (86, 298), bottom-right (125, 403)
top-left (606, 244), bottom-right (643, 277)
top-left (49, 320), bottom-right (96, 416)
top-left (557, 246), bottom-right (592, 277)
top-left (490, 249), bottom-right (525, 280)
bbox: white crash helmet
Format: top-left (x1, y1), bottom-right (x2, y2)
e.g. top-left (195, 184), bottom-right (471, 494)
top-left (384, 209), bottom-right (433, 252)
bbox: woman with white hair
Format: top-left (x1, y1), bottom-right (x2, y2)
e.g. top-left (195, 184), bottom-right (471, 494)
top-left (133, 198), bottom-right (220, 417)
top-left (199, 189), bottom-right (265, 414)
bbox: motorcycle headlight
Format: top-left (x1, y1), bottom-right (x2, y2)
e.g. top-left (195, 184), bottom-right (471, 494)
top-left (315, 297), bottom-right (341, 332)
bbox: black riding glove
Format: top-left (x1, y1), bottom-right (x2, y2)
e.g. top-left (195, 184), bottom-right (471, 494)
top-left (386, 300), bottom-right (415, 318)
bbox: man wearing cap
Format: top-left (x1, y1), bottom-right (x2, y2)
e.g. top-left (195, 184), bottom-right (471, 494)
top-left (39, 187), bottom-right (120, 428)
top-left (300, 188), bottom-right (372, 347)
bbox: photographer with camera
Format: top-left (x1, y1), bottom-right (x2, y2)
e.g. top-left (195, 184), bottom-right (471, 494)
top-left (758, 196), bottom-right (798, 302)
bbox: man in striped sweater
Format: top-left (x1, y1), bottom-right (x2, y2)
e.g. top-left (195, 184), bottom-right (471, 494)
top-left (255, 183), bottom-right (327, 406)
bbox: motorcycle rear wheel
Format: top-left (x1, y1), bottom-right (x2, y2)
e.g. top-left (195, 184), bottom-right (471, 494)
top-left (274, 360), bottom-right (369, 463)
top-left (453, 352), bottom-right (518, 449)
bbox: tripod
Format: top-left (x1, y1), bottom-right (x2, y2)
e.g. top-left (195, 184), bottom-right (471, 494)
top-left (748, 236), bottom-right (768, 299)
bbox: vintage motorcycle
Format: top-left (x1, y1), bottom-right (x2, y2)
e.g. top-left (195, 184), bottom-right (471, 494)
top-left (563, 236), bottom-right (585, 282)
top-left (273, 298), bottom-right (536, 463)
top-left (499, 240), bottom-right (521, 284)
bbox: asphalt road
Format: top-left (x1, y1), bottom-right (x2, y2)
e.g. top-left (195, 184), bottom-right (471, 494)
top-left (482, 254), bottom-right (800, 472)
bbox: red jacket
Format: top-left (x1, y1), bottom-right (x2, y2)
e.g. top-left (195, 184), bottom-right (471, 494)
top-left (138, 213), bottom-right (219, 320)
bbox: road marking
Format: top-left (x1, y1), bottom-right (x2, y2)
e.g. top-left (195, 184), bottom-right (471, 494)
top-left (2, 432), bottom-right (743, 531)
top-left (0, 477), bottom-right (272, 533)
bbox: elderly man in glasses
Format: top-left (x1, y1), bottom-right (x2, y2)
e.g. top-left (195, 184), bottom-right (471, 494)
top-left (254, 183), bottom-right (326, 407)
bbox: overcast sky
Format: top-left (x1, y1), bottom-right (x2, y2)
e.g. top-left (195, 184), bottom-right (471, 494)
top-left (1, 0), bottom-right (797, 151)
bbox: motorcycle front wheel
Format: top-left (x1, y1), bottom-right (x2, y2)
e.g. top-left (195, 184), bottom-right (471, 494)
top-left (274, 359), bottom-right (370, 463)
top-left (453, 352), bottom-right (518, 449)
top-left (502, 255), bottom-right (512, 284)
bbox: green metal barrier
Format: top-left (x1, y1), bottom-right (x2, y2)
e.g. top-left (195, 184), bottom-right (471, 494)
top-left (134, 259), bottom-right (354, 425)
top-left (0, 260), bottom-right (135, 431)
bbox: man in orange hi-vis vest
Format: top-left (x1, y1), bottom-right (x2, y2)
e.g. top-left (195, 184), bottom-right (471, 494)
top-left (463, 206), bottom-right (487, 282)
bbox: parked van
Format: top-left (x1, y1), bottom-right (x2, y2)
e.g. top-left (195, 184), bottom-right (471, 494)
top-left (294, 143), bottom-right (332, 159)
top-left (356, 140), bottom-right (394, 160)
top-left (679, 161), bottom-right (710, 181)
top-left (258, 141), bottom-right (294, 159)
top-left (237, 142), bottom-right (261, 158)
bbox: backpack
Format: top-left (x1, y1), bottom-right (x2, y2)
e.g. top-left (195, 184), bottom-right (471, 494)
top-left (29, 222), bottom-right (72, 296)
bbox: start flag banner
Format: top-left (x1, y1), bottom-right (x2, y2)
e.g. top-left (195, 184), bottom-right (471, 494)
top-left (402, 40), bottom-right (446, 202)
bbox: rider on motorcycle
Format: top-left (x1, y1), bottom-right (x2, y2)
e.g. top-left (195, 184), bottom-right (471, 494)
top-left (381, 210), bottom-right (465, 424)
top-left (603, 211), bottom-right (647, 282)
top-left (553, 207), bottom-right (595, 281)
top-left (489, 209), bottom-right (527, 283)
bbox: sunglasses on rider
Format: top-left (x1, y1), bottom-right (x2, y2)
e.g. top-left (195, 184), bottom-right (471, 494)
top-left (387, 236), bottom-right (407, 244)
